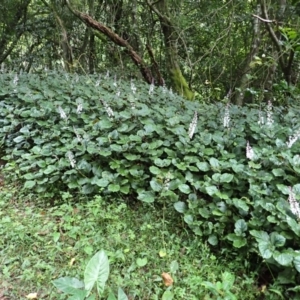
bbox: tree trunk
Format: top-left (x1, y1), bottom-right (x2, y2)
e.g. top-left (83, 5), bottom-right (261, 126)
top-left (51, 3), bottom-right (74, 72)
top-left (261, 0), bottom-right (293, 84)
top-left (0, 0), bottom-right (31, 64)
top-left (147, 0), bottom-right (194, 100)
top-left (235, 3), bottom-right (261, 105)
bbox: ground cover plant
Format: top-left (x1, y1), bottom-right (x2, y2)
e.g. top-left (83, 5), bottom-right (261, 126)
top-left (0, 185), bottom-right (260, 299)
top-left (1, 71), bottom-right (300, 297)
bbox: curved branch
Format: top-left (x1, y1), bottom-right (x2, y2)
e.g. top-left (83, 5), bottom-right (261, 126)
top-left (260, 0), bottom-right (285, 70)
top-left (66, 0), bottom-right (153, 83)
top-left (261, 0), bottom-right (293, 84)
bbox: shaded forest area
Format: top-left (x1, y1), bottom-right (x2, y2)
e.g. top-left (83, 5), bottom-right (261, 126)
top-left (1, 0), bottom-right (300, 104)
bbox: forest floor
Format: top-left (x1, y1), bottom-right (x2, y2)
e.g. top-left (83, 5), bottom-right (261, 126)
top-left (0, 179), bottom-right (265, 300)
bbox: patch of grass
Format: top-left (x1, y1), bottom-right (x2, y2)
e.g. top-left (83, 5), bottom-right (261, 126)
top-left (0, 183), bottom-right (261, 299)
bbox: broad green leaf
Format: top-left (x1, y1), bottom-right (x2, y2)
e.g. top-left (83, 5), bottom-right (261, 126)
top-left (13, 135), bottom-right (25, 143)
top-left (232, 164), bottom-right (244, 173)
top-left (99, 149), bottom-right (112, 157)
top-left (150, 179), bottom-right (163, 192)
top-left (250, 230), bottom-right (269, 242)
top-left (52, 277), bottom-right (84, 294)
top-left (286, 216), bottom-right (300, 237)
top-left (82, 184), bottom-right (95, 194)
top-left (144, 123), bottom-right (156, 133)
top-left (232, 198), bottom-right (249, 212)
top-left (215, 191), bottom-right (229, 200)
top-left (220, 173), bottom-right (234, 183)
top-left (178, 184), bottom-right (191, 194)
top-left (201, 281), bottom-right (216, 290)
top-left (23, 173), bottom-right (35, 180)
top-left (154, 158), bottom-right (171, 167)
top-left (84, 250), bottom-right (110, 297)
top-left (123, 153), bottom-right (140, 161)
top-left (205, 185), bottom-right (218, 196)
top-left (233, 236), bottom-right (247, 248)
top-left (294, 256), bottom-right (300, 273)
top-left (209, 157), bottom-right (220, 169)
top-left (120, 185), bottom-right (130, 194)
top-left (270, 232), bottom-right (286, 247)
top-left (149, 166), bottom-right (161, 175)
top-left (110, 144), bottom-right (123, 152)
top-left (184, 214), bottom-right (193, 224)
top-left (272, 168), bottom-right (285, 177)
top-left (136, 257), bottom-right (148, 267)
top-left (98, 119), bottom-right (113, 129)
top-left (170, 260), bottom-right (179, 273)
top-left (137, 191), bottom-right (155, 203)
top-left (248, 161), bottom-right (261, 169)
top-left (276, 184), bottom-right (290, 195)
top-left (67, 290), bottom-right (89, 300)
top-left (24, 180), bottom-right (36, 189)
top-left (227, 234), bottom-right (247, 248)
top-left (199, 207), bottom-right (210, 218)
top-left (273, 251), bottom-right (293, 266)
top-left (107, 291), bottom-right (117, 300)
top-left (203, 148), bottom-right (214, 155)
top-left (221, 272), bottom-right (235, 289)
top-left (44, 165), bottom-right (57, 174)
top-left (212, 173), bottom-right (221, 182)
top-left (293, 184), bottom-right (300, 194)
top-left (258, 241), bottom-right (273, 259)
top-left (108, 184), bottom-right (120, 192)
top-left (129, 166), bottom-right (144, 177)
top-left (117, 287), bottom-right (128, 300)
top-left (161, 290), bottom-right (174, 300)
top-left (200, 132), bottom-right (212, 145)
top-left (91, 178), bottom-right (109, 187)
top-left (208, 235), bottom-right (218, 246)
top-left (86, 144), bottom-right (98, 154)
top-left (174, 201), bottom-right (186, 213)
top-left (234, 219), bottom-right (247, 235)
top-left (196, 161), bottom-right (210, 171)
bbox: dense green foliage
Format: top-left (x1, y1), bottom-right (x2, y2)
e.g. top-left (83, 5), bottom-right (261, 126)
top-left (1, 0), bottom-right (300, 104)
top-left (1, 72), bottom-right (300, 296)
top-left (2, 0), bottom-right (300, 298)
top-left (0, 190), bottom-right (260, 299)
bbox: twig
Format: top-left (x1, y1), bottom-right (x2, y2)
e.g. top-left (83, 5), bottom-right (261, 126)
top-left (252, 14), bottom-right (274, 23)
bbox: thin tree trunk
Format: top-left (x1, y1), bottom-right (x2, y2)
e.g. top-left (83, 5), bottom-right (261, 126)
top-left (51, 5), bottom-right (74, 72)
top-left (235, 3), bottom-right (261, 105)
top-left (260, 0), bottom-right (293, 84)
top-left (41, 0), bottom-right (74, 72)
top-left (0, 0), bottom-right (31, 64)
top-left (147, 0), bottom-right (194, 100)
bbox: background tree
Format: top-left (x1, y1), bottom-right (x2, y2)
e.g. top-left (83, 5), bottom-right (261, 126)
top-left (1, 0), bottom-right (300, 104)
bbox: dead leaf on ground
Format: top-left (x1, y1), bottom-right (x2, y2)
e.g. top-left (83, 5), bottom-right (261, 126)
top-left (26, 292), bottom-right (38, 299)
top-left (0, 290), bottom-right (7, 300)
top-left (69, 257), bottom-right (76, 266)
top-left (161, 272), bottom-right (174, 286)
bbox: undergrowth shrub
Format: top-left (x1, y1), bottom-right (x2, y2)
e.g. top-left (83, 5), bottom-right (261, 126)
top-left (1, 71), bottom-right (300, 290)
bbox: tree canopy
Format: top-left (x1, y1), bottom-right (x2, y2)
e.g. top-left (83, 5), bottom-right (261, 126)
top-left (1, 0), bottom-right (300, 104)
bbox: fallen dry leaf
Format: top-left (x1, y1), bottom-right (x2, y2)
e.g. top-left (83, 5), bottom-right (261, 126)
top-left (26, 292), bottom-right (38, 299)
top-left (69, 257), bottom-right (76, 266)
top-left (0, 289), bottom-right (7, 300)
top-left (161, 272), bottom-right (173, 286)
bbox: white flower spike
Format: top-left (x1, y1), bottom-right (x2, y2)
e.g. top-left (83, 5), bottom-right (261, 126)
top-left (288, 187), bottom-right (300, 219)
top-left (246, 141), bottom-right (254, 160)
top-left (188, 111), bottom-right (198, 139)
